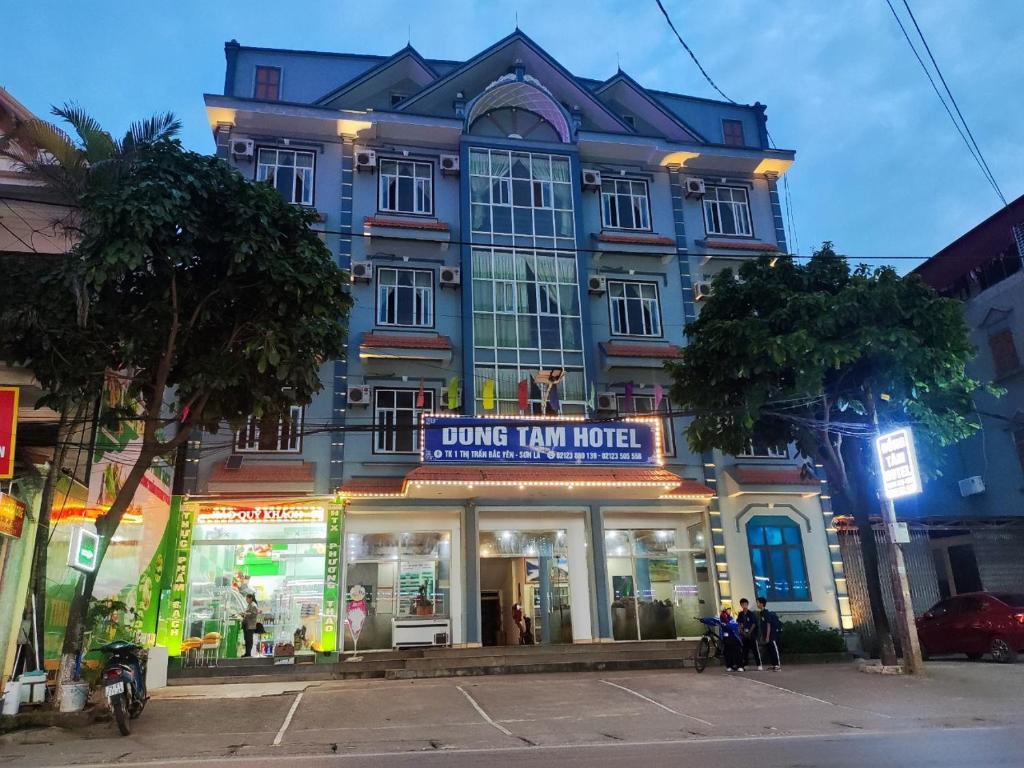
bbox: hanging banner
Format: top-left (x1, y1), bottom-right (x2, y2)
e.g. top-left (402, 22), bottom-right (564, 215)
top-left (321, 505), bottom-right (343, 652)
top-left (421, 415), bottom-right (659, 466)
top-left (162, 497), bottom-right (193, 656)
top-left (0, 386), bottom-right (19, 479)
top-left (0, 492), bottom-right (26, 538)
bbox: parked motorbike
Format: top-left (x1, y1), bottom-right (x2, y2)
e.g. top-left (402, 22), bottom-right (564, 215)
top-left (98, 640), bottom-right (147, 735)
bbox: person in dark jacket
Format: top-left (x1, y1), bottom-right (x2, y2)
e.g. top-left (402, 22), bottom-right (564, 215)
top-left (719, 607), bottom-right (744, 672)
top-left (756, 596), bottom-right (782, 670)
top-left (736, 598), bottom-right (762, 670)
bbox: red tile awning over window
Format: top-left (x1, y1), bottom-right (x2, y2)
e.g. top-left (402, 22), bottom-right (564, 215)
top-left (596, 232), bottom-right (675, 247)
top-left (731, 467), bottom-right (819, 486)
top-left (360, 332), bottom-right (453, 350)
top-left (209, 462), bottom-right (316, 484)
top-left (701, 239), bottom-right (781, 253)
top-left (601, 341), bottom-right (682, 359)
top-left (364, 216), bottom-right (451, 231)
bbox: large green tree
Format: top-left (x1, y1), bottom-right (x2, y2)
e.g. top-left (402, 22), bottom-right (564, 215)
top-left (666, 243), bottom-right (982, 662)
top-left (0, 139), bottom-right (351, 689)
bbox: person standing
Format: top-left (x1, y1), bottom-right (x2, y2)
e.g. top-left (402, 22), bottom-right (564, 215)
top-left (241, 593), bottom-right (260, 658)
top-left (736, 598), bottom-right (762, 670)
top-left (720, 607), bottom-right (744, 672)
top-left (756, 596), bottom-right (782, 670)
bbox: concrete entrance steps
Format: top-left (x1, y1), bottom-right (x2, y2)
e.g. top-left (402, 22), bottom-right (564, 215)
top-left (167, 640), bottom-right (698, 685)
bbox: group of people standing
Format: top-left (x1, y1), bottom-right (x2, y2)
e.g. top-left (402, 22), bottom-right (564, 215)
top-left (719, 597), bottom-right (782, 672)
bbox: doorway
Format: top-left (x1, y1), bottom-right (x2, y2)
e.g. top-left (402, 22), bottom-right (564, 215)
top-left (479, 530), bottom-right (572, 646)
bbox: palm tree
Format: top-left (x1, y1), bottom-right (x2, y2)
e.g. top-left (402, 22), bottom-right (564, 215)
top-left (0, 102), bottom-right (182, 203)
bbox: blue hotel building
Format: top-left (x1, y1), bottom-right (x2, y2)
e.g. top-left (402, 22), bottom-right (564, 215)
top-left (175, 31), bottom-right (851, 657)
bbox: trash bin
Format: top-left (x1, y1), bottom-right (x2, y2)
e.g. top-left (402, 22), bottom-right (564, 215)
top-left (2, 681), bottom-right (21, 715)
top-left (58, 682), bottom-right (89, 712)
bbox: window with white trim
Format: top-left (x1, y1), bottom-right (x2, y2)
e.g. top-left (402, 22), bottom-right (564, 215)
top-left (374, 388), bottom-right (434, 453)
top-left (739, 439), bottom-right (788, 458)
top-left (616, 393), bottom-right (675, 457)
top-left (703, 185), bottom-right (752, 237)
top-left (235, 405), bottom-right (303, 452)
top-left (601, 178), bottom-right (651, 230)
top-left (379, 159), bottom-right (433, 215)
top-left (608, 280), bottom-right (661, 337)
top-left (376, 268), bottom-right (433, 327)
top-left (256, 148), bottom-right (314, 205)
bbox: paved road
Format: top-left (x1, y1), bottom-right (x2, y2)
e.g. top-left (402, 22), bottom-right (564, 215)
top-left (3, 661), bottom-right (1022, 767)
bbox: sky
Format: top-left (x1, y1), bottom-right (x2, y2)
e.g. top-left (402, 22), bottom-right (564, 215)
top-left (3, 1), bottom-right (1022, 271)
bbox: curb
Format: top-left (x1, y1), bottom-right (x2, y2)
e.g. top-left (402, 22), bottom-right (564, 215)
top-left (0, 705), bottom-right (107, 735)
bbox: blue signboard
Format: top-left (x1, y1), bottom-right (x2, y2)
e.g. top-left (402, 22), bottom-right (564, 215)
top-left (421, 415), bottom-right (658, 466)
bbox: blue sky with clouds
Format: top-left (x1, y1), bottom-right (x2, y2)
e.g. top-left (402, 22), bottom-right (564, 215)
top-left (3, 1), bottom-right (1021, 270)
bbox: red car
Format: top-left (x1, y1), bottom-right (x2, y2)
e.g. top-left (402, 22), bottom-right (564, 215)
top-left (916, 592), bottom-right (1024, 663)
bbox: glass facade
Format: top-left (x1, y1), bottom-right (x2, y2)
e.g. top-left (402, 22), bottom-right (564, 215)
top-left (746, 516), bottom-right (810, 601)
top-left (469, 147), bottom-right (586, 414)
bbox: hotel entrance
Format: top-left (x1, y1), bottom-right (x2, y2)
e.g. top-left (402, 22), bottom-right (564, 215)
top-left (479, 529), bottom-right (572, 646)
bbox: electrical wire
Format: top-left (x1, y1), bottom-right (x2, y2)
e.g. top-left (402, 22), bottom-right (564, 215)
top-left (884, 0), bottom-right (1006, 206)
top-left (900, 0), bottom-right (1006, 206)
top-left (653, 0), bottom-right (736, 104)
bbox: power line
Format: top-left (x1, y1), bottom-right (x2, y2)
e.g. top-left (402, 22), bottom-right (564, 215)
top-left (653, 0), bottom-right (736, 104)
top-left (884, 0), bottom-right (1006, 206)
top-left (900, 0), bottom-right (1006, 207)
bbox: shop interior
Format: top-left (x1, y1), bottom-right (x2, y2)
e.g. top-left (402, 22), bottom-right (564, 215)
top-left (479, 530), bottom-right (572, 646)
top-left (185, 519), bottom-right (326, 657)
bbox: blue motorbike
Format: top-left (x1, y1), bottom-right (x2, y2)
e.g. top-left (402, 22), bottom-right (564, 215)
top-left (98, 640), bottom-right (147, 735)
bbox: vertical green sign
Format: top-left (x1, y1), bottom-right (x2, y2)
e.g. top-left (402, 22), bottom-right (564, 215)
top-left (321, 505), bottom-right (343, 652)
top-left (159, 497), bottom-right (193, 656)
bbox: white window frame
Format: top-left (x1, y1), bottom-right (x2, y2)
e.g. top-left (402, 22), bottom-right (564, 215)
top-left (703, 184), bottom-right (753, 237)
top-left (608, 280), bottom-right (662, 337)
top-left (601, 178), bottom-right (651, 231)
top-left (256, 148), bottom-right (314, 206)
top-left (373, 388), bottom-right (434, 454)
top-left (376, 267), bottom-right (434, 328)
top-left (739, 440), bottom-right (788, 458)
top-left (235, 405), bottom-right (303, 453)
top-left (379, 159), bottom-right (433, 215)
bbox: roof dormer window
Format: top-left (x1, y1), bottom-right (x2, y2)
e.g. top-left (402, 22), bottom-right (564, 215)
top-left (254, 66), bottom-right (281, 101)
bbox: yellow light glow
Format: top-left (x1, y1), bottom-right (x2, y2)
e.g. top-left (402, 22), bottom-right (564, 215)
top-left (752, 157), bottom-right (795, 177)
top-left (659, 150), bottom-right (701, 168)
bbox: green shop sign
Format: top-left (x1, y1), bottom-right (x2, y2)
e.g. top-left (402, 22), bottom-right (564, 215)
top-left (321, 505), bottom-right (343, 652)
top-left (68, 526), bottom-right (100, 573)
top-left (158, 497), bottom-right (193, 656)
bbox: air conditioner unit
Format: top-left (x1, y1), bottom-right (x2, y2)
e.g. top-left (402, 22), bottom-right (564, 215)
top-left (684, 176), bottom-right (706, 198)
top-left (440, 154), bottom-right (460, 175)
top-left (958, 475), bottom-right (985, 497)
top-left (581, 168), bottom-right (602, 190)
top-left (347, 386), bottom-right (371, 406)
top-left (351, 261), bottom-right (373, 282)
top-left (354, 146), bottom-right (377, 171)
top-left (693, 281), bottom-right (713, 301)
top-left (596, 392), bottom-right (617, 412)
top-left (588, 275), bottom-right (607, 294)
top-left (231, 139), bottom-right (255, 158)
top-left (440, 266), bottom-right (461, 288)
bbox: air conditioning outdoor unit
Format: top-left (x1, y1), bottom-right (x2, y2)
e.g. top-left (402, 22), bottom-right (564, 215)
top-left (958, 475), bottom-right (986, 497)
top-left (440, 266), bottom-right (461, 287)
top-left (440, 154), bottom-right (460, 175)
top-left (581, 168), bottom-right (603, 190)
top-left (596, 392), bottom-right (617, 412)
top-left (392, 618), bottom-right (451, 649)
top-left (347, 386), bottom-right (371, 406)
top-left (351, 261), bottom-right (373, 282)
top-left (684, 176), bottom-right (706, 198)
top-left (588, 275), bottom-right (607, 294)
top-left (231, 139), bottom-right (255, 158)
top-left (354, 146), bottom-right (377, 171)
top-left (693, 281), bottom-right (713, 301)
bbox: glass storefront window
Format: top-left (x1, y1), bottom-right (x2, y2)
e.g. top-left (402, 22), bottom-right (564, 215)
top-left (607, 526), bottom-right (707, 641)
top-left (342, 531), bottom-right (452, 652)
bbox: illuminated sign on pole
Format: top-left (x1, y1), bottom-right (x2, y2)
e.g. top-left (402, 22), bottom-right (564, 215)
top-left (0, 387), bottom-right (19, 480)
top-left (875, 427), bottom-right (922, 499)
top-left (68, 527), bottom-right (101, 573)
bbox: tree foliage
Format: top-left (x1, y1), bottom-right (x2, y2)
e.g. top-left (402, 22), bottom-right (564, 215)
top-left (0, 138), bottom-right (352, 672)
top-left (666, 242), bottom-right (984, 660)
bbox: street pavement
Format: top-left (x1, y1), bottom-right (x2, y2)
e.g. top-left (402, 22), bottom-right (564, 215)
top-left (2, 660), bottom-right (1022, 767)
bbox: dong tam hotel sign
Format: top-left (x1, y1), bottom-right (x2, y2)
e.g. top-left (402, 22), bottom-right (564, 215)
top-left (422, 415), bottom-right (659, 466)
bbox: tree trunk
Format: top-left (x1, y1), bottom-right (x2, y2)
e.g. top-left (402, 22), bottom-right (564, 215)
top-left (27, 403), bottom-right (79, 674)
top-left (835, 436), bottom-right (898, 665)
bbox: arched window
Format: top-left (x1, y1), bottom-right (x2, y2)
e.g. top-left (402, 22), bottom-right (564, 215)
top-left (466, 78), bottom-right (572, 143)
top-left (746, 515), bottom-right (810, 601)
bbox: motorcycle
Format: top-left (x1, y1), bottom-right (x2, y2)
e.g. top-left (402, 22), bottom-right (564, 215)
top-left (98, 640), bottom-right (147, 735)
